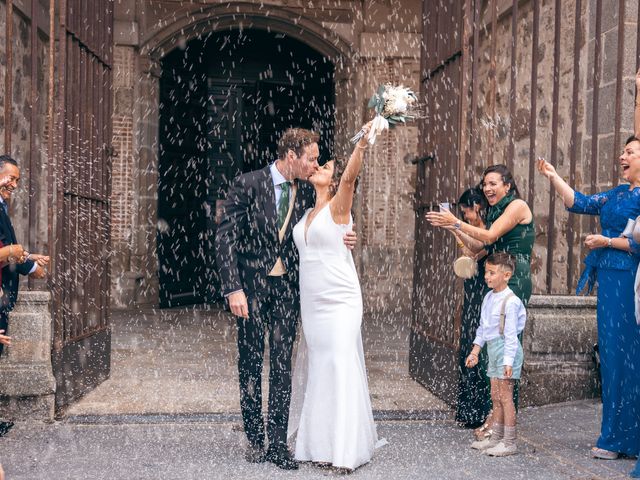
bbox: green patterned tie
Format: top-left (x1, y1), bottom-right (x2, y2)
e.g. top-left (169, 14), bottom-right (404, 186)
top-left (277, 182), bottom-right (291, 230)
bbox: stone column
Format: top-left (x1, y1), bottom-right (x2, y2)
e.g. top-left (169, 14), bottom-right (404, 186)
top-left (131, 55), bottom-right (162, 304)
top-left (0, 291), bottom-right (55, 420)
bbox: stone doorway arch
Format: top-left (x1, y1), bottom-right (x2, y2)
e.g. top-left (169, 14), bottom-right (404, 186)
top-left (129, 4), bottom-right (359, 306)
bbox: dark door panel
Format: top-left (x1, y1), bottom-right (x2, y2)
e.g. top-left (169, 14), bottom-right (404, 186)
top-left (52, 0), bottom-right (113, 410)
top-left (158, 58), bottom-right (208, 307)
top-left (410, 1), bottom-right (465, 405)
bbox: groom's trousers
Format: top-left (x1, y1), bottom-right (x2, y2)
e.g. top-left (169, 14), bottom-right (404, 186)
top-left (236, 275), bottom-right (299, 451)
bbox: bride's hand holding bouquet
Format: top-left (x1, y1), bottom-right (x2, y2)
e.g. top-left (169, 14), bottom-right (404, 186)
top-left (351, 84), bottom-right (417, 145)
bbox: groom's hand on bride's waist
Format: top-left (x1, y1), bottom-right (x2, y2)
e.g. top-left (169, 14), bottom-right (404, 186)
top-left (227, 290), bottom-right (249, 318)
top-left (343, 223), bottom-right (357, 250)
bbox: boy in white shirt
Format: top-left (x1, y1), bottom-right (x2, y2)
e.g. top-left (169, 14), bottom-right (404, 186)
top-left (465, 252), bottom-right (526, 457)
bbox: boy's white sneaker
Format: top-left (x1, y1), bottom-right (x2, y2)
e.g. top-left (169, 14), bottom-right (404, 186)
top-left (471, 437), bottom-right (499, 450)
top-left (484, 441), bottom-right (517, 457)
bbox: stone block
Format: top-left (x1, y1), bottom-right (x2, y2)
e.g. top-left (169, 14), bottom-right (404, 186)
top-left (526, 313), bottom-right (597, 354)
top-left (588, 0), bottom-right (622, 40)
top-left (359, 33), bottom-right (422, 59)
top-left (520, 294), bottom-right (599, 407)
top-left (112, 271), bottom-right (144, 308)
top-left (520, 360), bottom-right (600, 406)
top-left (596, 134), bottom-right (615, 185)
top-left (114, 20), bottom-right (139, 47)
top-left (0, 291), bottom-right (56, 421)
top-left (585, 82), bottom-right (617, 137)
top-left (601, 29), bottom-right (619, 86)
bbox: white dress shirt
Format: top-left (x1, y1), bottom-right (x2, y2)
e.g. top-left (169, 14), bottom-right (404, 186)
top-left (473, 287), bottom-right (527, 366)
top-left (270, 162), bottom-right (291, 206)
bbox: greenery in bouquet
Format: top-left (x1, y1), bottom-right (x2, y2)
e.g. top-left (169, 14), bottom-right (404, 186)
top-left (351, 84), bottom-right (418, 145)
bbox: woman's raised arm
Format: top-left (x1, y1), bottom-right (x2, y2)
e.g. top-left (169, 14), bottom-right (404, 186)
top-left (536, 158), bottom-right (575, 208)
top-left (330, 123), bottom-right (371, 224)
top-left (426, 199), bottom-right (531, 245)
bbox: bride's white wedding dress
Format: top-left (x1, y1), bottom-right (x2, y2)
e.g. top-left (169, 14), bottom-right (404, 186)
top-left (288, 203), bottom-right (385, 470)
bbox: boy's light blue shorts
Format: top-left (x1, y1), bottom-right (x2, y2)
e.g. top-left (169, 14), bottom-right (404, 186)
top-left (486, 336), bottom-right (523, 380)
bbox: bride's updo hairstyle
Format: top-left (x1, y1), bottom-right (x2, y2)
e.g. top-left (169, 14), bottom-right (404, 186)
top-left (277, 128), bottom-right (320, 159)
top-left (481, 164), bottom-right (521, 199)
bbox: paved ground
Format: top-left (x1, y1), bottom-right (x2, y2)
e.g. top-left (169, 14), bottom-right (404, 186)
top-left (67, 306), bottom-right (445, 415)
top-left (7, 307), bottom-right (634, 478)
top-left (0, 400), bottom-right (636, 479)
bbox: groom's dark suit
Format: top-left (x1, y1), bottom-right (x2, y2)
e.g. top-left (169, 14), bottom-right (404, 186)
top-left (215, 165), bottom-right (314, 452)
top-left (0, 202), bottom-right (35, 357)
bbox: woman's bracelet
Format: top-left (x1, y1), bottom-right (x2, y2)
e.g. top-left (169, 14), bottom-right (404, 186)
top-left (468, 352), bottom-right (478, 358)
top-left (457, 241), bottom-right (464, 248)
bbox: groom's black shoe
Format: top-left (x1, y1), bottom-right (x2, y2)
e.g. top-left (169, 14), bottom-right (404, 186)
top-left (266, 447), bottom-right (299, 470)
top-left (0, 421), bottom-right (14, 437)
top-left (244, 444), bottom-right (267, 463)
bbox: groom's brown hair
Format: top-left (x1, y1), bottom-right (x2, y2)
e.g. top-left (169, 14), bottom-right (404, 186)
top-left (277, 128), bottom-right (320, 159)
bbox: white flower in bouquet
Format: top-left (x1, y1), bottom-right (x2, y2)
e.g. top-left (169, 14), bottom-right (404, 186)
top-left (351, 84), bottom-right (418, 145)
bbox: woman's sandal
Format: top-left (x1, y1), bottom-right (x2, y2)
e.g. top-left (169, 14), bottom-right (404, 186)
top-left (473, 423), bottom-right (492, 442)
top-left (591, 447), bottom-right (619, 460)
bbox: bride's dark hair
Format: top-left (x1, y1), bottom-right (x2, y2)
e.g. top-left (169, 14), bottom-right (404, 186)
top-left (328, 158), bottom-right (360, 197)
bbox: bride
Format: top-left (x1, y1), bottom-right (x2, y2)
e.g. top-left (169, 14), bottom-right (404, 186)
top-left (289, 122), bottom-right (385, 471)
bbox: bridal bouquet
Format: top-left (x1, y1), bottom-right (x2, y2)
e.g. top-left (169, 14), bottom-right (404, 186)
top-left (351, 84), bottom-right (418, 145)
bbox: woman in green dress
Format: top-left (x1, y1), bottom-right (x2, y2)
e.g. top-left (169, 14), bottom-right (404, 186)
top-left (427, 165), bottom-right (535, 305)
top-left (427, 165), bottom-right (534, 434)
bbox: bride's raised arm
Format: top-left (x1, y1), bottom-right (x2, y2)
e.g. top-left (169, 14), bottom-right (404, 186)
top-left (330, 122), bottom-right (371, 224)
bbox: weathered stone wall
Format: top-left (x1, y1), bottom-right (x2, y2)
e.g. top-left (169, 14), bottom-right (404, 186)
top-left (431, 0), bottom-right (635, 405)
top-left (0, 2), bottom-right (50, 263)
top-left (472, 0), bottom-right (583, 294)
top-left (470, 0), bottom-right (638, 295)
top-left (358, 57), bottom-right (420, 315)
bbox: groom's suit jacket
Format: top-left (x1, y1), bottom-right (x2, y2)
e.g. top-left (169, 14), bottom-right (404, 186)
top-left (215, 165), bottom-right (315, 297)
top-left (0, 205), bottom-right (34, 313)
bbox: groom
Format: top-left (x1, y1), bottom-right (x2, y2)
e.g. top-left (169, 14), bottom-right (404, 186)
top-left (216, 128), bottom-right (355, 470)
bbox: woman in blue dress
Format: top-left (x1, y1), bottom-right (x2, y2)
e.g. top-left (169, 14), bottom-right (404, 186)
top-left (537, 139), bottom-right (640, 462)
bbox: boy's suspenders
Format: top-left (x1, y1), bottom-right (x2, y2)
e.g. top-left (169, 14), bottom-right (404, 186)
top-left (499, 293), bottom-right (516, 336)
